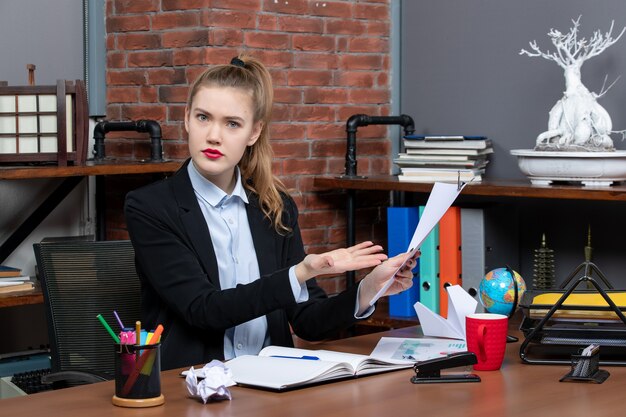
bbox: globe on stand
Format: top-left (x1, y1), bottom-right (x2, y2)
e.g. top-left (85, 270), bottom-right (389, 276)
top-left (479, 267), bottom-right (527, 342)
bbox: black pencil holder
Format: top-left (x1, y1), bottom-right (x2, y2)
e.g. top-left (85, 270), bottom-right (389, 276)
top-left (112, 343), bottom-right (165, 407)
top-left (560, 350), bottom-right (610, 384)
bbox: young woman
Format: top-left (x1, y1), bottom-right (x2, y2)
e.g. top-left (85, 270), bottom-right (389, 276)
top-left (124, 54), bottom-right (417, 370)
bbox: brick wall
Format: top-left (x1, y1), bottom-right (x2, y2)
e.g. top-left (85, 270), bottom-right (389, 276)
top-left (104, 0), bottom-right (393, 294)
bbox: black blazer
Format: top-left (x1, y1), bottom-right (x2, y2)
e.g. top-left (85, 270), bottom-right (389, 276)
top-left (124, 160), bottom-right (359, 370)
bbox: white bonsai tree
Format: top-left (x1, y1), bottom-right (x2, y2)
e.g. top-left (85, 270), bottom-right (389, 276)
top-left (520, 17), bottom-right (626, 151)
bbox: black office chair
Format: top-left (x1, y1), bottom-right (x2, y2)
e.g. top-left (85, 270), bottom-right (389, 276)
top-left (33, 238), bottom-right (141, 387)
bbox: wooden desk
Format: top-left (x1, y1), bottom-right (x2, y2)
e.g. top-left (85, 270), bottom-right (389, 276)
top-left (2, 326), bottom-right (623, 417)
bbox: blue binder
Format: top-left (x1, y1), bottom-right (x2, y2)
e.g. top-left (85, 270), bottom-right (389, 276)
top-left (418, 205), bottom-right (440, 314)
top-left (386, 207), bottom-right (420, 317)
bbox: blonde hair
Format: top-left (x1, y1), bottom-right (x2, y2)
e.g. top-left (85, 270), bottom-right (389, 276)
top-left (186, 54), bottom-right (290, 234)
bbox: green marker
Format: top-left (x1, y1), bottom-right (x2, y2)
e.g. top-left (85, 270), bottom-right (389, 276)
top-left (97, 314), bottom-right (120, 343)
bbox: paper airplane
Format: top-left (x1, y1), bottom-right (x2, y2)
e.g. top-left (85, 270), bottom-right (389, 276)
top-left (413, 285), bottom-right (477, 340)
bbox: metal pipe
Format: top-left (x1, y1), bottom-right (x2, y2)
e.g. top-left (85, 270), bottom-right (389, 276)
top-left (343, 114), bottom-right (415, 178)
top-left (93, 119), bottom-right (163, 162)
top-left (341, 114), bottom-right (416, 288)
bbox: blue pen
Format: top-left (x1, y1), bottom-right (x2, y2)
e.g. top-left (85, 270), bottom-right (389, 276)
top-left (271, 355), bottom-right (320, 360)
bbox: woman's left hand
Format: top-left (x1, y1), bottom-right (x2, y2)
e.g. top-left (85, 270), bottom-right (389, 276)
top-left (295, 241), bottom-right (387, 283)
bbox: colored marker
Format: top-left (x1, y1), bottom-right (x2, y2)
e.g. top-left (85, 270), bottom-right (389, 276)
top-left (113, 310), bottom-right (125, 330)
top-left (96, 314), bottom-right (120, 343)
top-left (140, 324), bottom-right (165, 375)
top-left (135, 321), bottom-right (141, 347)
top-left (147, 324), bottom-right (164, 345)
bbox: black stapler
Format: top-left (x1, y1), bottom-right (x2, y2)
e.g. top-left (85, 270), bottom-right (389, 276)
top-left (411, 351), bottom-right (481, 384)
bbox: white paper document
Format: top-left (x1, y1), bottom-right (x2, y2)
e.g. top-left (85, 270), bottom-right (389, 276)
top-left (413, 285), bottom-right (477, 340)
top-left (369, 181), bottom-right (466, 306)
top-left (370, 337), bottom-right (468, 363)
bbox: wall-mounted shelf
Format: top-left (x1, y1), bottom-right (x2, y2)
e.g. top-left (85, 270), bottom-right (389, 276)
top-left (313, 176), bottom-right (626, 202)
top-left (1, 160), bottom-right (182, 309)
top-left (0, 160), bottom-right (181, 180)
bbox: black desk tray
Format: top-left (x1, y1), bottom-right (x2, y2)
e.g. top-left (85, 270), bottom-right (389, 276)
top-left (518, 277), bottom-right (626, 365)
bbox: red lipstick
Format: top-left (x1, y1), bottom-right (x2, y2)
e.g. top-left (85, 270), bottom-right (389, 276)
top-left (202, 148), bottom-right (223, 159)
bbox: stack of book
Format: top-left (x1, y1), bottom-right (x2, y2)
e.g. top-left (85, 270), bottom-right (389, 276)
top-left (394, 135), bottom-right (493, 183)
top-left (0, 265), bottom-right (34, 295)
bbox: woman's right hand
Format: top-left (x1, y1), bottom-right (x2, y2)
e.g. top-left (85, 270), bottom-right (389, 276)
top-left (356, 251), bottom-right (419, 313)
top-left (294, 241), bottom-right (387, 283)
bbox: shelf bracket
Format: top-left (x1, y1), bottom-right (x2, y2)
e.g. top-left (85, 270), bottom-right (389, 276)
top-left (0, 176), bottom-right (84, 263)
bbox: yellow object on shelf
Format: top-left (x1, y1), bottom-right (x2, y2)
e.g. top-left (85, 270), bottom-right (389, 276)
top-left (530, 292), bottom-right (626, 321)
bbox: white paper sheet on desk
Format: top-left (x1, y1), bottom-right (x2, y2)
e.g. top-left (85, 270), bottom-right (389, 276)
top-left (413, 285), bottom-right (477, 340)
top-left (369, 182), bottom-right (467, 306)
top-left (370, 337), bottom-right (468, 362)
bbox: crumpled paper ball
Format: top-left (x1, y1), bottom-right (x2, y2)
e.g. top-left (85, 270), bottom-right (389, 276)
top-left (185, 360), bottom-right (236, 403)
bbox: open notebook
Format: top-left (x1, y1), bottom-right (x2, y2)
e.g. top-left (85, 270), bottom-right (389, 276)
top-left (225, 345), bottom-right (412, 390)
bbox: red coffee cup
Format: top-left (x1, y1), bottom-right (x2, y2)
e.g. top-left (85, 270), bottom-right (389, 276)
top-left (465, 313), bottom-right (508, 371)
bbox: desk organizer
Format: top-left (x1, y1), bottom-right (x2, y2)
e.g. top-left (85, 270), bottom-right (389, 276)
top-left (560, 351), bottom-right (610, 383)
top-left (518, 272), bottom-right (626, 365)
top-left (112, 343), bottom-right (164, 408)
top-left (0, 79), bottom-right (88, 166)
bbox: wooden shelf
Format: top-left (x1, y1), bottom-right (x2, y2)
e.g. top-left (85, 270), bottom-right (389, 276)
top-left (0, 160), bottom-right (182, 180)
top-left (0, 160), bottom-right (183, 308)
top-left (314, 175), bottom-right (626, 202)
top-left (0, 286), bottom-right (43, 308)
